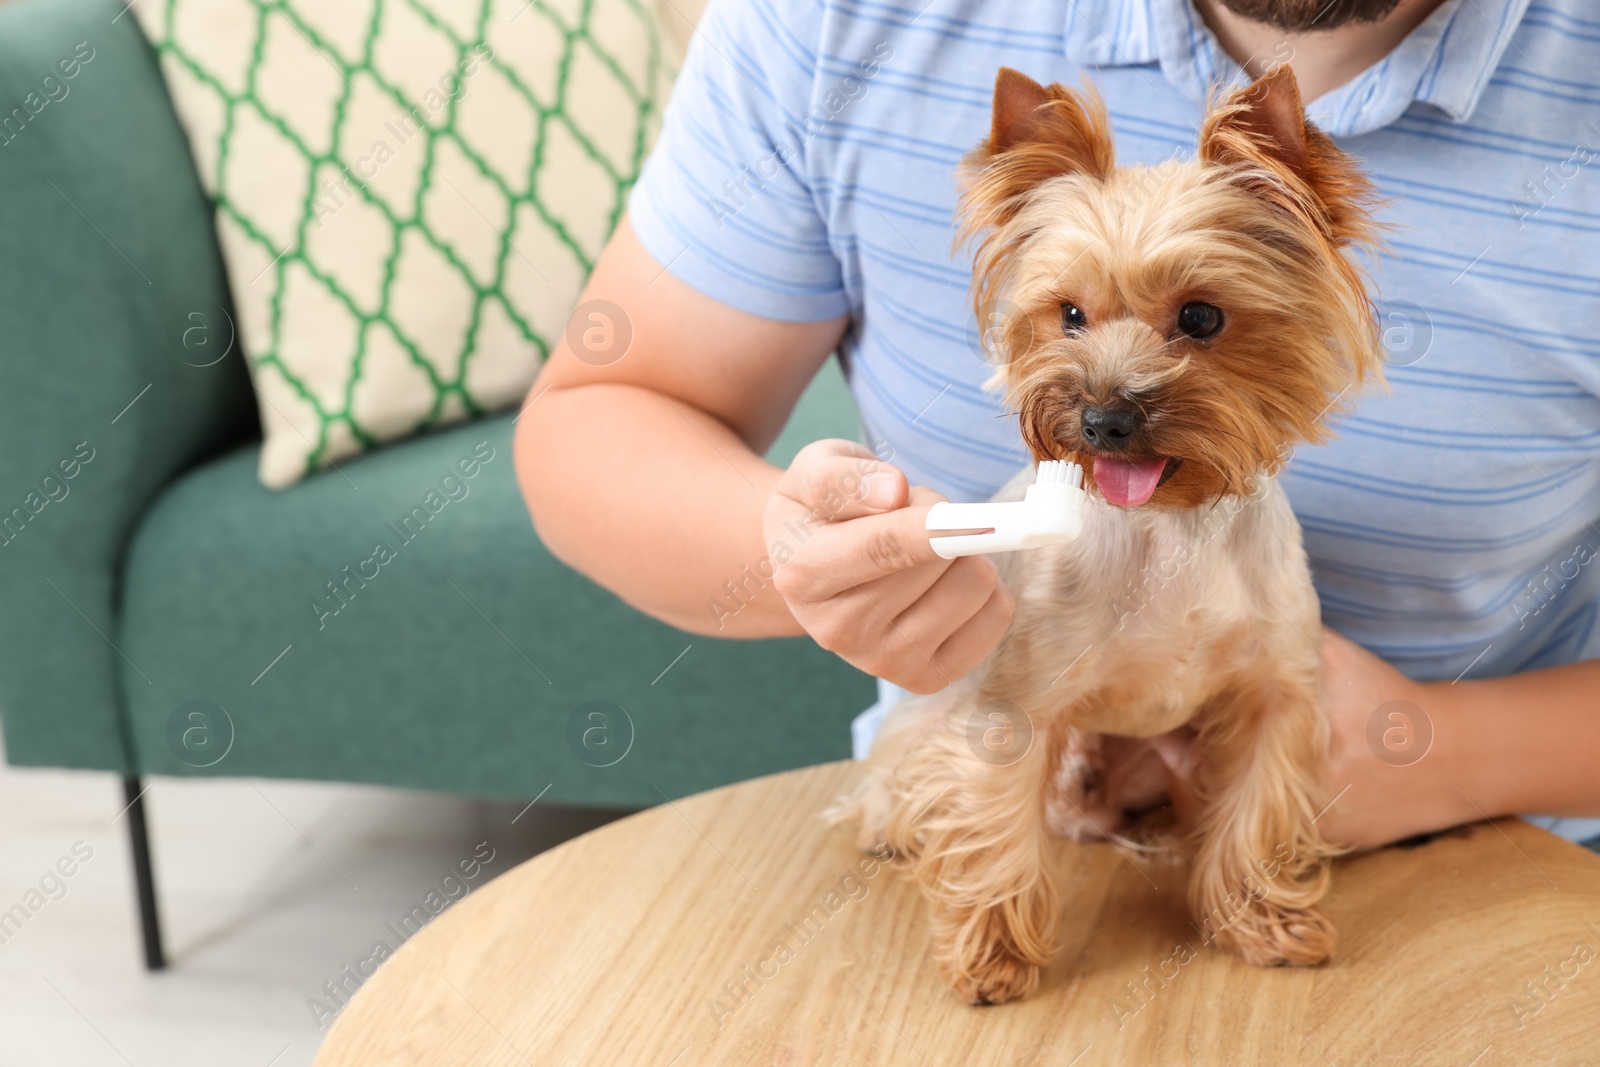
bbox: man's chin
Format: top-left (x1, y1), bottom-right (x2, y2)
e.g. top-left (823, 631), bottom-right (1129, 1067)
top-left (1212, 0), bottom-right (1404, 32)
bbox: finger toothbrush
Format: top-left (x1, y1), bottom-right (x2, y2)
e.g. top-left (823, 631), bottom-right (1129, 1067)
top-left (926, 460), bottom-right (1086, 558)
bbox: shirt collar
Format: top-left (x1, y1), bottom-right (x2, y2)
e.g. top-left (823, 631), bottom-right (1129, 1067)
top-left (1063, 0), bottom-right (1531, 137)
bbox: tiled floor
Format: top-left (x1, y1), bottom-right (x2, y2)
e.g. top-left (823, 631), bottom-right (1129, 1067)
top-left (0, 745), bottom-right (624, 1067)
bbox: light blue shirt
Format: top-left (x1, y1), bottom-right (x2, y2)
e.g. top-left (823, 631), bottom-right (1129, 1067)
top-left (627, 0), bottom-right (1600, 840)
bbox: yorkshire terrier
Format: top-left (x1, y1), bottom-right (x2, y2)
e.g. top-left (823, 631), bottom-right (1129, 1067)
top-left (839, 65), bottom-right (1383, 1004)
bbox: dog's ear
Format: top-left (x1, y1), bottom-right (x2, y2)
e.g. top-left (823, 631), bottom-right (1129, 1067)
top-left (957, 69), bottom-right (1113, 377)
top-left (986, 67), bottom-right (1112, 167)
top-left (960, 68), bottom-right (1114, 234)
top-left (1198, 65), bottom-right (1377, 247)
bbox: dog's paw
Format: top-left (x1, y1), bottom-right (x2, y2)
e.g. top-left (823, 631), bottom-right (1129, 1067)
top-left (944, 953), bottom-right (1041, 1005)
top-left (1215, 903), bottom-right (1335, 967)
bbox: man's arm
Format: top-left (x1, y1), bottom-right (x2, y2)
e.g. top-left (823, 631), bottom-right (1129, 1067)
top-left (515, 220), bottom-right (1015, 690)
top-left (1115, 632), bottom-right (1600, 851)
top-left (1314, 631), bottom-right (1600, 849)
top-left (1443, 655), bottom-right (1600, 818)
top-left (515, 218), bottom-right (837, 639)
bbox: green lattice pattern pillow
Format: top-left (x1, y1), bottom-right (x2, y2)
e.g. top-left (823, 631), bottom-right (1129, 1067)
top-left (135, 0), bottom-right (669, 487)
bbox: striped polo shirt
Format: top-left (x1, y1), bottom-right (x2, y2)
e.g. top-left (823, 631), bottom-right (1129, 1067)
top-left (627, 0), bottom-right (1600, 835)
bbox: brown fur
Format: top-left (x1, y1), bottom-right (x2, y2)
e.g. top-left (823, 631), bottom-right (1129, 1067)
top-left (960, 64), bottom-right (1382, 506)
top-left (834, 65), bottom-right (1385, 1004)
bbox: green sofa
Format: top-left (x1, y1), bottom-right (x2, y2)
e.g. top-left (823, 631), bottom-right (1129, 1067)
top-left (0, 0), bottom-right (872, 969)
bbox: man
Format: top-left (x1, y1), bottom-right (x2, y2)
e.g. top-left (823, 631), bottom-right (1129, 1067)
top-left (516, 0), bottom-right (1600, 849)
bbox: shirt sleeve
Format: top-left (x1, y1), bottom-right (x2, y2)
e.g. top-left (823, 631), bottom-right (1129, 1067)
top-left (627, 0), bottom-right (849, 322)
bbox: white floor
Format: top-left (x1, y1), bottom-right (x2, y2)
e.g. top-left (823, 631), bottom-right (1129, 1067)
top-left (0, 745), bottom-right (624, 1067)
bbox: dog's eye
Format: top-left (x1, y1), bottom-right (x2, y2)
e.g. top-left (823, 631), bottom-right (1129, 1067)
top-left (1060, 303), bottom-right (1088, 335)
top-left (1176, 302), bottom-right (1223, 340)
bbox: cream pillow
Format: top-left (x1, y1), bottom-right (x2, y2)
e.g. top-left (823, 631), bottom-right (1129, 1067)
top-left (135, 0), bottom-right (671, 487)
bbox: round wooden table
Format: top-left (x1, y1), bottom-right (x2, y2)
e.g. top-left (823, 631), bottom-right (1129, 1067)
top-left (315, 762), bottom-right (1600, 1066)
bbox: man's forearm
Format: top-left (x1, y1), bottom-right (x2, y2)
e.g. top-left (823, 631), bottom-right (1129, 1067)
top-left (516, 380), bottom-right (803, 638)
top-left (1427, 658), bottom-right (1600, 822)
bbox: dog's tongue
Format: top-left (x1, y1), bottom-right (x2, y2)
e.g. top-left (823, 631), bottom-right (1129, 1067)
top-left (1093, 457), bottom-right (1169, 507)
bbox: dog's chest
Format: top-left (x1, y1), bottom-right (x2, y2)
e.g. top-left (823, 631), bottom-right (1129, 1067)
top-left (1004, 488), bottom-right (1309, 736)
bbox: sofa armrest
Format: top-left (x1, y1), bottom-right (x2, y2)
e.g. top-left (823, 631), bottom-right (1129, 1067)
top-left (0, 0), bottom-right (257, 771)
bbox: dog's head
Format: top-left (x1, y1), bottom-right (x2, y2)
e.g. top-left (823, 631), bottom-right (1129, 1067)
top-left (959, 66), bottom-right (1384, 508)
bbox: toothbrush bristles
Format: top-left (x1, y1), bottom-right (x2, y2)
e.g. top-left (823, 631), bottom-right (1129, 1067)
top-left (1036, 459), bottom-right (1084, 488)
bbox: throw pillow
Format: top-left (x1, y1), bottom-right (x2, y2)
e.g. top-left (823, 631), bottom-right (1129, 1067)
top-left (134, 0), bottom-right (670, 487)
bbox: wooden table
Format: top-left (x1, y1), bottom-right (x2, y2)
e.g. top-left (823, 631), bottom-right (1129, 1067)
top-left (315, 762), bottom-right (1600, 1066)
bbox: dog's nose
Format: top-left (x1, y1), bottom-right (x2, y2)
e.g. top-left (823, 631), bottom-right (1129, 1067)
top-left (1080, 405), bottom-right (1139, 451)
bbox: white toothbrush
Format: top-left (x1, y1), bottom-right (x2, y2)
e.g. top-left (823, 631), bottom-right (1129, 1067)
top-left (925, 460), bottom-right (1087, 559)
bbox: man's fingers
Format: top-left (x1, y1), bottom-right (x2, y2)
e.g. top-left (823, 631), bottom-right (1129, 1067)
top-left (774, 439), bottom-right (908, 522)
top-left (799, 503), bottom-right (948, 586)
top-left (891, 556), bottom-right (1004, 646)
top-left (792, 438), bottom-right (879, 465)
top-left (1148, 728), bottom-right (1201, 825)
top-left (840, 554), bottom-right (952, 621)
top-left (1102, 745), bottom-right (1172, 815)
top-left (766, 442), bottom-right (1016, 691)
top-left (925, 582), bottom-right (1015, 686)
top-left (804, 556), bottom-right (1009, 690)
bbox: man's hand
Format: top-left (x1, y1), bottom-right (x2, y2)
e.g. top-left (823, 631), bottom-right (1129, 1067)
top-left (1097, 627), bottom-right (1477, 851)
top-left (1311, 628), bottom-right (1474, 850)
top-left (764, 440), bottom-right (1015, 693)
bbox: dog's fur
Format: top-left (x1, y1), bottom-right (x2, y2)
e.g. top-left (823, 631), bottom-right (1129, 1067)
top-left (837, 65), bottom-right (1384, 1004)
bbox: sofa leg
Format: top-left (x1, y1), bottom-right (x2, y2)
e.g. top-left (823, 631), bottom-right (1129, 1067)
top-left (122, 776), bottom-right (166, 971)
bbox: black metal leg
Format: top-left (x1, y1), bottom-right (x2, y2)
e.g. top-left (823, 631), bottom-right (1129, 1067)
top-left (122, 776), bottom-right (166, 971)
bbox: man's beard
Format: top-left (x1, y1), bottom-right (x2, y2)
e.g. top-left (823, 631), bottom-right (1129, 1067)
top-left (1214, 0), bottom-right (1404, 30)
